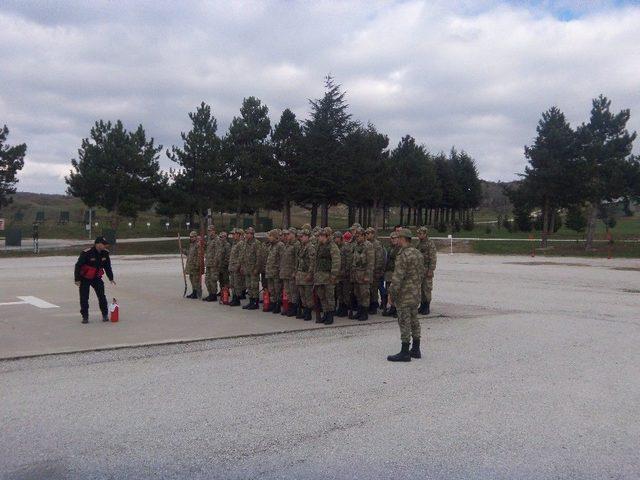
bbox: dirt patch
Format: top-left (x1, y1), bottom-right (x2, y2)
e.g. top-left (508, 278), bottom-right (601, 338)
top-left (611, 267), bottom-right (640, 272)
top-left (504, 261), bottom-right (590, 267)
top-left (621, 289), bottom-right (640, 294)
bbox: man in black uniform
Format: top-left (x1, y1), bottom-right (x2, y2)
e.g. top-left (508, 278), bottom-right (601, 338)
top-left (74, 236), bottom-right (116, 324)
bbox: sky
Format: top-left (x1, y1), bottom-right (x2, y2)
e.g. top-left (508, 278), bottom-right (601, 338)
top-left (1, 0), bottom-right (639, 194)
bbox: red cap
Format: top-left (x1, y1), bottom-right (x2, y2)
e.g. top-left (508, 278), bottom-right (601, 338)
top-left (342, 231), bottom-right (353, 242)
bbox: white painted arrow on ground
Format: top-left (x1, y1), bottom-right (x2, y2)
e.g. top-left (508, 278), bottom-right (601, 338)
top-left (0, 296), bottom-right (59, 309)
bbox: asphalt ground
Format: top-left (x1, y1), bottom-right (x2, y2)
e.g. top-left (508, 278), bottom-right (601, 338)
top-left (1, 254), bottom-right (640, 479)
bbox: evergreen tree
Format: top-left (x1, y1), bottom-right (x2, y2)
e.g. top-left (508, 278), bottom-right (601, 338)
top-left (66, 120), bottom-right (163, 228)
top-left (0, 125), bottom-right (26, 210)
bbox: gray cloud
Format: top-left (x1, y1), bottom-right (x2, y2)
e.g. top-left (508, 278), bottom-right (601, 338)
top-left (1, 0), bottom-right (639, 193)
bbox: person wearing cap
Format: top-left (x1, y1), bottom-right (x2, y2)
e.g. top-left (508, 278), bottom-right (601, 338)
top-left (313, 227), bottom-right (341, 325)
top-left (366, 227), bottom-right (386, 315)
top-left (416, 226), bottom-right (437, 315)
top-left (279, 229), bottom-right (298, 316)
top-left (382, 231), bottom-right (400, 317)
top-left (387, 228), bottom-right (425, 362)
top-left (203, 225), bottom-right (222, 302)
top-left (265, 229), bottom-right (285, 313)
top-left (350, 227), bottom-right (374, 321)
top-left (74, 236), bottom-right (116, 324)
top-left (335, 231), bottom-right (353, 317)
top-left (228, 228), bottom-right (246, 306)
top-left (294, 228), bottom-right (316, 321)
top-left (218, 231), bottom-right (231, 290)
top-left (184, 230), bottom-right (204, 299)
top-left (240, 226), bottom-right (263, 310)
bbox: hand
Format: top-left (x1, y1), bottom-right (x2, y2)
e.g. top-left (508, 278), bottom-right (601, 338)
top-left (427, 271), bottom-right (434, 278)
top-left (75, 281), bottom-right (80, 287)
top-left (110, 280), bottom-right (117, 286)
top-left (329, 275), bottom-right (337, 284)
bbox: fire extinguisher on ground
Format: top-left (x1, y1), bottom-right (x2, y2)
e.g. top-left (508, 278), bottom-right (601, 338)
top-left (281, 288), bottom-right (289, 314)
top-left (262, 289), bottom-right (270, 312)
top-left (221, 286), bottom-right (230, 305)
top-left (110, 298), bottom-right (119, 322)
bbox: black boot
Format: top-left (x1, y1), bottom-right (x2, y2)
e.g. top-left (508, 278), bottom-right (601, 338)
top-left (272, 302), bottom-right (281, 314)
top-left (240, 290), bottom-right (247, 300)
top-left (368, 302), bottom-right (377, 315)
top-left (348, 305), bottom-right (358, 319)
top-left (424, 301), bottom-right (430, 315)
top-left (102, 314), bottom-right (109, 322)
top-left (417, 301), bottom-right (426, 314)
top-left (186, 290), bottom-right (197, 299)
top-left (229, 294), bottom-right (240, 307)
top-left (296, 304), bottom-right (305, 319)
top-left (382, 305), bottom-right (396, 317)
top-left (410, 338), bottom-right (421, 359)
top-left (81, 316), bottom-right (88, 324)
top-left (267, 301), bottom-right (275, 312)
top-left (316, 312), bottom-right (326, 324)
top-left (287, 303), bottom-right (298, 317)
top-left (304, 308), bottom-right (313, 321)
top-left (335, 303), bottom-right (346, 317)
top-left (357, 307), bottom-right (368, 321)
top-left (324, 311), bottom-right (334, 325)
top-left (245, 298), bottom-right (259, 310)
top-left (387, 342), bottom-right (411, 362)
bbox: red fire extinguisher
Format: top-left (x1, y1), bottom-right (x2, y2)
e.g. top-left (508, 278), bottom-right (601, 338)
top-left (262, 288), bottom-right (270, 312)
top-left (281, 288), bottom-right (289, 314)
top-left (110, 298), bottom-right (119, 322)
top-left (221, 286), bottom-right (230, 305)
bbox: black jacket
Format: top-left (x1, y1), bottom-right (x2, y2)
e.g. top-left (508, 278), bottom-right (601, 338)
top-left (74, 247), bottom-right (114, 282)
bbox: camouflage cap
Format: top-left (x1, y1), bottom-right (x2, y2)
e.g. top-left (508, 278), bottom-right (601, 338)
top-left (275, 228), bottom-right (282, 236)
top-left (189, 230), bottom-right (198, 237)
top-left (389, 231), bottom-right (399, 239)
top-left (236, 228), bottom-right (245, 234)
top-left (289, 227), bottom-right (297, 235)
top-left (301, 223), bottom-right (311, 230)
top-left (300, 228), bottom-right (311, 236)
top-left (417, 226), bottom-right (429, 235)
top-left (207, 224), bottom-right (216, 230)
top-left (350, 223), bottom-right (362, 230)
top-left (312, 226), bottom-right (321, 234)
top-left (398, 228), bottom-right (413, 239)
top-left (218, 232), bottom-right (226, 238)
top-left (281, 228), bottom-right (290, 235)
top-left (333, 230), bottom-right (342, 238)
top-left (365, 227), bottom-right (376, 234)
top-left (246, 226), bottom-right (255, 234)
top-left (318, 227), bottom-right (333, 237)
top-left (354, 227), bottom-right (365, 235)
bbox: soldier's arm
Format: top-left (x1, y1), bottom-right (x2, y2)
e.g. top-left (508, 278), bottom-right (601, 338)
top-left (429, 241), bottom-right (437, 273)
top-left (389, 251), bottom-right (405, 300)
top-left (330, 244), bottom-right (340, 278)
top-left (308, 245), bottom-right (317, 276)
top-left (366, 245), bottom-right (375, 280)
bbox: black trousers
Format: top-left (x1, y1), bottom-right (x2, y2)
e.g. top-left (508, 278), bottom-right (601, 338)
top-left (79, 278), bottom-right (108, 318)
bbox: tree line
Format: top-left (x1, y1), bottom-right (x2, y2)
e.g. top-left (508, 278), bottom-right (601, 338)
top-left (507, 95), bottom-right (640, 249)
top-left (65, 76), bottom-right (482, 230)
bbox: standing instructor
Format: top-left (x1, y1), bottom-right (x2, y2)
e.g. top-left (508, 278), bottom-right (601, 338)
top-left (74, 236), bottom-right (116, 324)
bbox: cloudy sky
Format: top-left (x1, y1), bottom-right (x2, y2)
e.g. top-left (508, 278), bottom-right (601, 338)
top-left (1, 0), bottom-right (639, 194)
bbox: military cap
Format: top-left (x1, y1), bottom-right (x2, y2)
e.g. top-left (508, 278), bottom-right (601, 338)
top-left (312, 226), bottom-right (321, 234)
top-left (281, 228), bottom-right (290, 235)
top-left (275, 228), bottom-right (282, 236)
top-left (236, 228), bottom-right (244, 234)
top-left (350, 223), bottom-right (362, 230)
top-left (207, 224), bottom-right (216, 230)
top-left (301, 223), bottom-right (311, 230)
top-left (417, 226), bottom-right (429, 234)
top-left (189, 230), bottom-right (198, 237)
top-left (365, 227), bottom-right (376, 234)
top-left (398, 228), bottom-right (413, 239)
top-left (389, 231), bottom-right (398, 239)
top-left (289, 227), bottom-right (297, 234)
top-left (354, 227), bottom-right (365, 235)
top-left (246, 226), bottom-right (255, 234)
top-left (300, 228), bottom-right (311, 236)
top-left (318, 227), bottom-right (332, 236)
top-left (333, 230), bottom-right (342, 238)
top-left (218, 232), bottom-right (226, 238)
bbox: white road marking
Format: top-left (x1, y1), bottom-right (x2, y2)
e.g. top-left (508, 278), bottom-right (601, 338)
top-left (0, 296), bottom-right (60, 309)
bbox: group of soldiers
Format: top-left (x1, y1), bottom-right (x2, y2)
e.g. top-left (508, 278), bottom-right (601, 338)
top-left (183, 222), bottom-right (437, 361)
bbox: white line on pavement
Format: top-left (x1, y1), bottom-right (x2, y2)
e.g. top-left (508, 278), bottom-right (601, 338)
top-left (0, 296), bottom-right (61, 309)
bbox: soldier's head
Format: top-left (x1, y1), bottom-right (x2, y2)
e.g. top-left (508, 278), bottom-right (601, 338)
top-left (393, 224), bottom-right (402, 232)
top-left (397, 228), bottom-right (413, 246)
top-left (334, 231), bottom-right (343, 246)
top-left (94, 236), bottom-right (109, 252)
top-left (342, 231), bottom-right (353, 243)
top-left (355, 227), bottom-right (365, 243)
top-left (300, 229), bottom-right (311, 244)
top-left (350, 222), bottom-right (362, 233)
top-left (288, 228), bottom-right (297, 242)
top-left (219, 231), bottom-right (227, 241)
top-left (417, 226), bottom-right (429, 239)
top-left (390, 231), bottom-right (398, 246)
top-left (234, 228), bottom-right (244, 240)
top-left (365, 227), bottom-right (376, 241)
top-left (318, 228), bottom-right (329, 245)
top-left (246, 226), bottom-right (255, 240)
top-left (189, 230), bottom-right (198, 243)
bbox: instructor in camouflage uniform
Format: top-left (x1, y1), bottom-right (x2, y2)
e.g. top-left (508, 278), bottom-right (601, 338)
top-left (416, 226), bottom-right (437, 314)
top-left (185, 230), bottom-right (203, 299)
top-left (387, 228), bottom-right (425, 362)
top-left (350, 227), bottom-right (374, 321)
top-left (203, 225), bottom-right (222, 301)
top-left (313, 227), bottom-right (341, 325)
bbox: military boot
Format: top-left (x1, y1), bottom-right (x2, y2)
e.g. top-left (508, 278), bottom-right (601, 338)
top-left (186, 290), bottom-right (197, 299)
top-left (410, 338), bottom-right (421, 359)
top-left (368, 302), bottom-right (377, 315)
top-left (387, 342), bottom-right (411, 362)
top-left (303, 308), bottom-right (313, 321)
top-left (296, 304), bottom-right (305, 319)
top-left (102, 314), bottom-right (109, 322)
top-left (272, 302), bottom-right (281, 314)
top-left (348, 304), bottom-right (358, 319)
top-left (229, 294), bottom-right (240, 307)
top-left (418, 301), bottom-right (427, 314)
top-left (267, 301), bottom-right (275, 312)
top-left (287, 303), bottom-right (298, 317)
top-left (335, 303), bottom-right (346, 317)
top-left (383, 305), bottom-right (397, 317)
top-left (239, 290), bottom-right (247, 300)
top-left (316, 312), bottom-right (326, 324)
top-left (357, 307), bottom-right (368, 322)
top-left (81, 316), bottom-right (88, 324)
top-left (324, 311), bottom-right (334, 325)
top-left (424, 301), bottom-right (430, 315)
top-left (247, 298), bottom-right (259, 310)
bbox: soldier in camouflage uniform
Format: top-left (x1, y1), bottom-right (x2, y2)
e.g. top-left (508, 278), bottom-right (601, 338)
top-left (240, 226), bottom-right (263, 310)
top-left (278, 229), bottom-right (297, 316)
top-left (295, 228), bottom-right (315, 321)
top-left (228, 228), bottom-right (245, 306)
top-left (218, 231), bottom-right (231, 289)
top-left (265, 229), bottom-right (285, 313)
top-left (350, 227), bottom-right (374, 321)
top-left (382, 231), bottom-right (400, 317)
top-left (387, 228), bottom-right (425, 362)
top-left (416, 226), bottom-right (437, 314)
top-left (313, 227), bottom-right (341, 325)
top-left (366, 227), bottom-right (386, 314)
top-left (184, 230), bottom-right (203, 299)
top-left (335, 231), bottom-right (354, 317)
top-left (203, 225), bottom-right (222, 301)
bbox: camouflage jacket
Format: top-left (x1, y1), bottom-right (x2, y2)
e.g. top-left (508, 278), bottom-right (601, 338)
top-left (417, 238), bottom-right (437, 274)
top-left (228, 239), bottom-right (245, 273)
top-left (185, 240), bottom-right (203, 275)
top-left (295, 242), bottom-right (316, 286)
top-left (314, 241), bottom-right (340, 285)
top-left (389, 246), bottom-right (424, 308)
top-left (372, 239), bottom-right (386, 278)
top-left (240, 237), bottom-right (262, 275)
top-left (384, 244), bottom-right (400, 281)
top-left (339, 242), bottom-right (353, 280)
top-left (351, 240), bottom-right (374, 284)
top-left (205, 235), bottom-right (223, 271)
top-left (265, 241), bottom-right (285, 279)
top-left (279, 241), bottom-right (297, 280)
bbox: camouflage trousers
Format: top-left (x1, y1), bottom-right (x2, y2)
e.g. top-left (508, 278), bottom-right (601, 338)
top-left (397, 305), bottom-right (420, 343)
top-left (244, 273), bottom-right (260, 299)
top-left (369, 276), bottom-right (383, 304)
top-left (297, 285), bottom-right (314, 308)
top-left (189, 273), bottom-right (202, 295)
top-left (204, 269), bottom-right (219, 295)
top-left (282, 279), bottom-right (295, 304)
top-left (219, 271), bottom-right (229, 288)
top-left (230, 272), bottom-right (243, 296)
top-left (421, 276), bottom-right (434, 303)
top-left (336, 279), bottom-right (351, 307)
top-left (353, 282), bottom-right (370, 308)
top-left (315, 284), bottom-right (335, 312)
top-left (266, 278), bottom-right (282, 303)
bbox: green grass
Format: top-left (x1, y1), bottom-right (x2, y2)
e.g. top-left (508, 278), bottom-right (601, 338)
top-left (470, 239), bottom-right (640, 258)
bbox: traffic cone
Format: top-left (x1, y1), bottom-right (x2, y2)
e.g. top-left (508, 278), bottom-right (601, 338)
top-left (110, 298), bottom-right (119, 322)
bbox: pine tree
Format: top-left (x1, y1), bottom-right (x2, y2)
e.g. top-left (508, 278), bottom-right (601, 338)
top-left (0, 125), bottom-right (26, 210)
